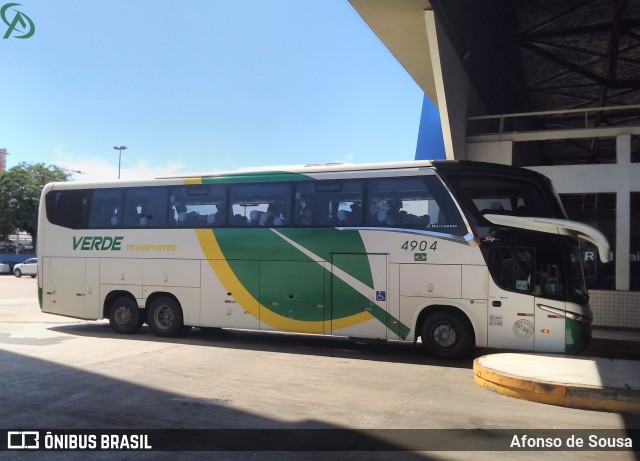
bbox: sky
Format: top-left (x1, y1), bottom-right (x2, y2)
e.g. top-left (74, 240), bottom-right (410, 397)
top-left (1, 0), bottom-right (425, 181)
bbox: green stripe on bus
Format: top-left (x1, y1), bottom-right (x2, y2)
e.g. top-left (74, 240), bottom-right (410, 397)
top-left (276, 228), bottom-right (373, 288)
top-left (199, 172), bottom-right (313, 184)
top-left (211, 228), bottom-right (411, 338)
top-left (214, 228), bottom-right (371, 320)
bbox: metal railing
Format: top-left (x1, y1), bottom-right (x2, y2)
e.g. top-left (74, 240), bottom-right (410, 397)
top-left (467, 104), bottom-right (640, 138)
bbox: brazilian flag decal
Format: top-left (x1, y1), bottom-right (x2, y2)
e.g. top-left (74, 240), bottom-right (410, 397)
top-left (195, 227), bottom-right (410, 339)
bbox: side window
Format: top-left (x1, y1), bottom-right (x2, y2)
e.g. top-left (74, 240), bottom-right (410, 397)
top-left (89, 189), bottom-right (123, 228)
top-left (487, 247), bottom-right (565, 299)
top-left (367, 177), bottom-right (466, 234)
top-left (46, 189), bottom-right (92, 229)
top-left (229, 183), bottom-right (291, 227)
top-left (367, 178), bottom-right (430, 228)
top-left (169, 185), bottom-right (227, 228)
top-left (123, 187), bottom-right (168, 228)
top-left (487, 247), bottom-right (534, 293)
top-left (535, 249), bottom-right (565, 299)
top-left (294, 181), bottom-right (363, 227)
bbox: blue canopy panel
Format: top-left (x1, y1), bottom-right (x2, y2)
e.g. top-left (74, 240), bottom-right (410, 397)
top-left (415, 95), bottom-right (445, 160)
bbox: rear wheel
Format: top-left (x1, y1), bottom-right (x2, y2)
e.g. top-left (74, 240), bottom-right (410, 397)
top-left (147, 296), bottom-right (183, 337)
top-left (109, 296), bottom-right (143, 334)
top-left (421, 311), bottom-right (473, 358)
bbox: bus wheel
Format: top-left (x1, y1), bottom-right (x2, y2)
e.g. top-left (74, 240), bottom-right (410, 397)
top-left (147, 296), bottom-right (183, 337)
top-left (421, 311), bottom-right (472, 359)
top-left (109, 296), bottom-right (143, 334)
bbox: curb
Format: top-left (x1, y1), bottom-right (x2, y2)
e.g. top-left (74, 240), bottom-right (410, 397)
top-left (473, 356), bottom-right (640, 415)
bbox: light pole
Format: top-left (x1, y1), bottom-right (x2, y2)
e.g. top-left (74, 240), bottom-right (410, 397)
top-left (113, 146), bottom-right (127, 179)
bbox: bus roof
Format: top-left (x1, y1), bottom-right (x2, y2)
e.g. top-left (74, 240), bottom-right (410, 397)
top-left (45, 160), bottom-right (440, 189)
top-left (44, 159), bottom-right (544, 189)
top-left (164, 159), bottom-right (437, 179)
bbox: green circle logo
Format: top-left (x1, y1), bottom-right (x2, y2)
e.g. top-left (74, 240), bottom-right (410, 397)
top-left (1, 3), bottom-right (35, 39)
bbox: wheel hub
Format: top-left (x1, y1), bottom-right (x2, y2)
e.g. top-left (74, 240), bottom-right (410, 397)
top-left (155, 305), bottom-right (174, 329)
top-left (115, 306), bottom-right (133, 325)
top-left (433, 323), bottom-right (457, 348)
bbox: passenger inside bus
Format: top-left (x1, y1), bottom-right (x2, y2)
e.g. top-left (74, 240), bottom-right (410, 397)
top-left (259, 204), bottom-right (277, 226)
top-left (386, 199), bottom-right (403, 225)
top-left (300, 207), bottom-right (313, 226)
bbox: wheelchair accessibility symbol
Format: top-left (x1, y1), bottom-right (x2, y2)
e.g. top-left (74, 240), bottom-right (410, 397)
top-left (375, 291), bottom-right (386, 302)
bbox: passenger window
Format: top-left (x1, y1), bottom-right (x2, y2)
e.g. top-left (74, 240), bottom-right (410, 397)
top-left (46, 189), bottom-right (92, 229)
top-left (229, 183), bottom-right (291, 227)
top-left (367, 177), bottom-right (466, 234)
top-left (295, 181), bottom-right (363, 227)
top-left (367, 178), bottom-right (433, 228)
top-left (169, 185), bottom-right (227, 228)
top-left (123, 188), bottom-right (168, 228)
top-left (89, 189), bottom-right (123, 228)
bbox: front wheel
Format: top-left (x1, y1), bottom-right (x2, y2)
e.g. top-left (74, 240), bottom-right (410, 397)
top-left (421, 311), bottom-right (473, 359)
top-left (14, 269), bottom-right (22, 278)
top-left (109, 296), bottom-right (143, 334)
top-left (147, 296), bottom-right (183, 337)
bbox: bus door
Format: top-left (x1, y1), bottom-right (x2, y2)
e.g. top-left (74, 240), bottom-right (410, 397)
top-left (487, 247), bottom-right (569, 352)
top-left (259, 261), bottom-right (326, 334)
top-left (42, 257), bottom-right (100, 319)
top-left (486, 248), bottom-right (535, 351)
top-left (330, 253), bottom-right (388, 340)
top-left (532, 251), bottom-right (566, 353)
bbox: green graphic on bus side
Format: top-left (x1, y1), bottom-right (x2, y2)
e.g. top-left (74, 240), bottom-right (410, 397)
top-left (211, 228), bottom-right (410, 338)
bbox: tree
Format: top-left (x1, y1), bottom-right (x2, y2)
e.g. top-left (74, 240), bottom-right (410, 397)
top-left (0, 163), bottom-right (71, 250)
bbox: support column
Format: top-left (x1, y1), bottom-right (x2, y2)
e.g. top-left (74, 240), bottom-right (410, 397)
top-left (424, 9), bottom-right (454, 160)
top-left (615, 134), bottom-right (631, 291)
top-left (424, 9), bottom-right (477, 161)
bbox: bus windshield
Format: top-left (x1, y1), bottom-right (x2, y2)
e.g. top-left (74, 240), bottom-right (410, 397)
top-left (435, 164), bottom-right (565, 237)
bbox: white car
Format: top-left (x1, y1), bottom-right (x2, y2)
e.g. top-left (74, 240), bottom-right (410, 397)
top-left (0, 261), bottom-right (10, 274)
top-left (14, 258), bottom-right (37, 278)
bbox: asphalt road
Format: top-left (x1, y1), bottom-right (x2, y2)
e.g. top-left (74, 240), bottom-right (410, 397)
top-left (0, 276), bottom-right (638, 460)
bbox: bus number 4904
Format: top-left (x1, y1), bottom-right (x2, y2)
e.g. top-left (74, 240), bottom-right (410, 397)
top-left (401, 240), bottom-right (437, 252)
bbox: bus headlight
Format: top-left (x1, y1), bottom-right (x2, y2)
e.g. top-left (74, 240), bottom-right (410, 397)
top-left (537, 303), bottom-right (591, 324)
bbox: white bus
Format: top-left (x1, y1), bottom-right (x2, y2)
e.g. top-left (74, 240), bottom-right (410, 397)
top-left (37, 160), bottom-right (609, 358)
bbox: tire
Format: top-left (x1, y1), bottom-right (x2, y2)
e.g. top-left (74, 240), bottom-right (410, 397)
top-left (30, 274), bottom-right (36, 278)
top-left (109, 296), bottom-right (143, 334)
top-left (147, 296), bottom-right (183, 337)
top-left (421, 311), bottom-right (473, 359)
top-left (14, 269), bottom-right (22, 278)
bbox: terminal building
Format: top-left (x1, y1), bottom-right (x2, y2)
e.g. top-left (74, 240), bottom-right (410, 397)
top-left (349, 0), bottom-right (640, 329)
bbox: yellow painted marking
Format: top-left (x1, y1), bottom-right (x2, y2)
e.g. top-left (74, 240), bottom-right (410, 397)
top-left (473, 358), bottom-right (640, 415)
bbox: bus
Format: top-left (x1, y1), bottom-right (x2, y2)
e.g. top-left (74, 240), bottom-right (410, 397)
top-left (37, 160), bottom-right (609, 358)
